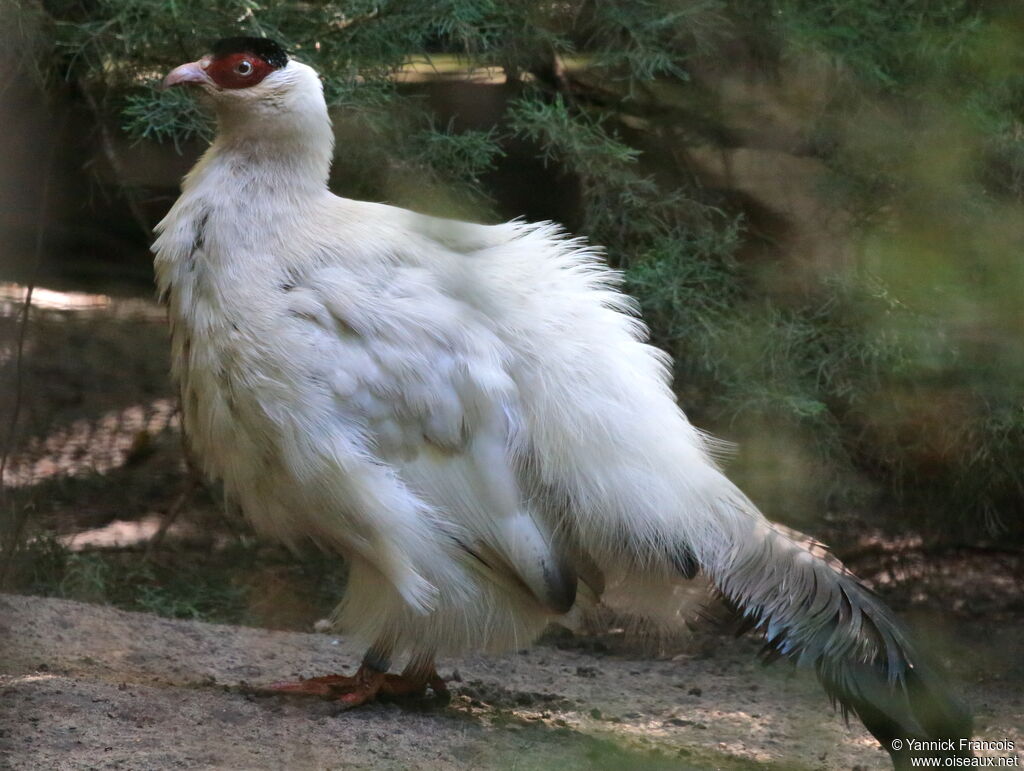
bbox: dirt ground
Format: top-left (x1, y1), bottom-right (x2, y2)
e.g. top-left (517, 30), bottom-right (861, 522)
top-left (1, 594), bottom-right (1022, 771)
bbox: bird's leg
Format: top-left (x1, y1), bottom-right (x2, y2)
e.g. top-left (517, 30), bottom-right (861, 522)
top-left (383, 652), bottom-right (448, 701)
top-left (267, 645), bottom-right (447, 706)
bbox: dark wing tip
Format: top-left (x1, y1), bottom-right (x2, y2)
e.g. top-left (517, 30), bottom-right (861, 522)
top-left (211, 36), bottom-right (289, 69)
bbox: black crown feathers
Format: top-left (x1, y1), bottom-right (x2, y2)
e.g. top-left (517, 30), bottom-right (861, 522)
top-left (211, 36), bottom-right (289, 69)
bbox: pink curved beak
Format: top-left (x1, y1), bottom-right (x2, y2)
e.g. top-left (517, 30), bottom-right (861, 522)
top-left (162, 60), bottom-right (210, 90)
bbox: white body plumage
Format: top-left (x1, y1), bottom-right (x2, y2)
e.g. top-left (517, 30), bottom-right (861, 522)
top-left (154, 59), bottom-right (737, 656)
top-left (155, 44), bottom-right (969, 766)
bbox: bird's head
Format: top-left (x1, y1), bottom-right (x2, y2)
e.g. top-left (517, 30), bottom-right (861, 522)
top-left (163, 36), bottom-right (296, 99)
top-left (163, 37), bottom-right (329, 143)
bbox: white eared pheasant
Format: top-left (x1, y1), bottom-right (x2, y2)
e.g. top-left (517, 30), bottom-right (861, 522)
top-left (154, 37), bottom-right (971, 768)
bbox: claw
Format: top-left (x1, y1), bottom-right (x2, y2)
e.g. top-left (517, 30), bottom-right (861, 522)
top-left (268, 673), bottom-right (367, 698)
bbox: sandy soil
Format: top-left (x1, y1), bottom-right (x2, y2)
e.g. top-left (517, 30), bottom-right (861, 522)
top-left (1, 595), bottom-right (1021, 771)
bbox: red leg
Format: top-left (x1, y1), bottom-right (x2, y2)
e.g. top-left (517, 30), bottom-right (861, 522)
top-left (267, 662), bottom-right (446, 706)
top-left (268, 668), bottom-right (382, 700)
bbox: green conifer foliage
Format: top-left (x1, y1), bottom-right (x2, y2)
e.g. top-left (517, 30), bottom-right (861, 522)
top-left (13, 0), bottom-right (1024, 544)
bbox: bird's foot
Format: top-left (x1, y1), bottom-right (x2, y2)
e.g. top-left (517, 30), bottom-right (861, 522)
top-left (268, 665), bottom-right (447, 707)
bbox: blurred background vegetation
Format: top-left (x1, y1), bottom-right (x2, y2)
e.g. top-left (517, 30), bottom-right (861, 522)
top-left (0, 0), bottom-right (1021, 624)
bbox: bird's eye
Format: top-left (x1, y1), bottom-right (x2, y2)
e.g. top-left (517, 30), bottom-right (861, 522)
top-left (235, 60), bottom-right (254, 76)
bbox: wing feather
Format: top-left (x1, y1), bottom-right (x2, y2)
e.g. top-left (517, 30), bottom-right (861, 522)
top-left (290, 259), bottom-right (576, 613)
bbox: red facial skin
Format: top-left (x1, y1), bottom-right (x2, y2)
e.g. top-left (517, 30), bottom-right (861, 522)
top-left (205, 52), bottom-right (275, 89)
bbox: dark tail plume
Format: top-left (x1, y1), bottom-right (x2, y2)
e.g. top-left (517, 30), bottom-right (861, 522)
top-left (703, 510), bottom-right (972, 769)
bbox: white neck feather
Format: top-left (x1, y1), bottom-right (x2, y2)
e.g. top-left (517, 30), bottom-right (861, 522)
top-left (197, 60), bottom-right (334, 196)
top-left (153, 61), bottom-right (335, 278)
